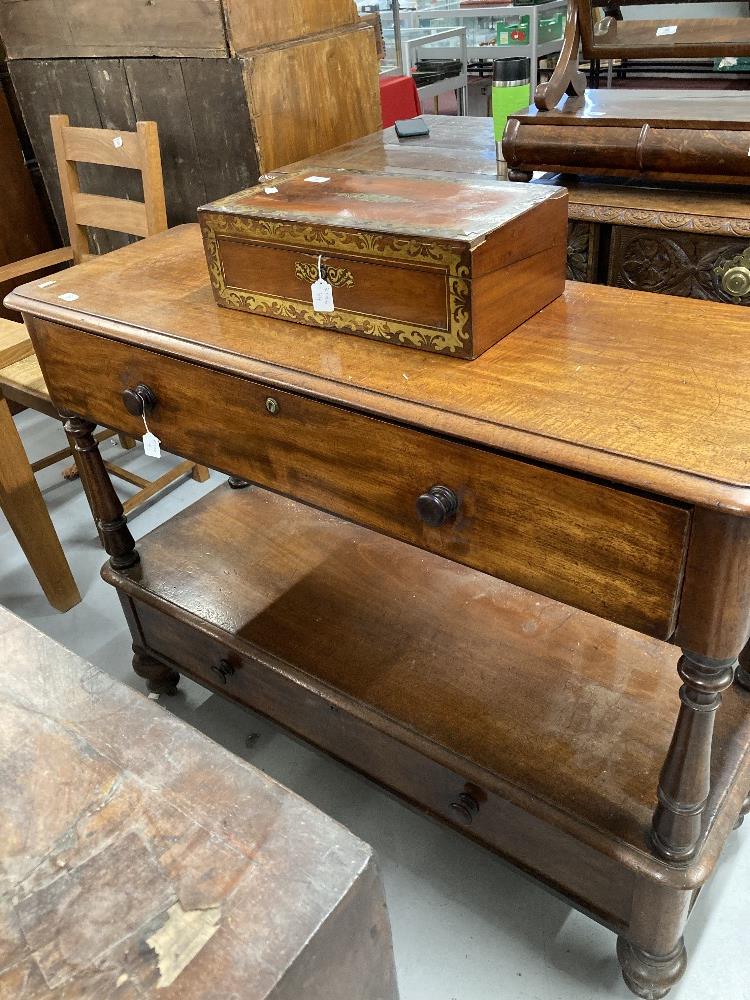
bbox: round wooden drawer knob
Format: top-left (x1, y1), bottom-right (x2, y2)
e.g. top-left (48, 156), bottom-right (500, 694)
top-left (122, 383), bottom-right (157, 417)
top-left (417, 485), bottom-right (459, 527)
top-left (450, 792), bottom-right (479, 825)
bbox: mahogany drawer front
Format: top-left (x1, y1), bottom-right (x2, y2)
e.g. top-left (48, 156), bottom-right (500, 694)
top-left (217, 236), bottom-right (451, 331)
top-left (33, 319), bottom-right (689, 637)
top-left (135, 599), bottom-right (635, 933)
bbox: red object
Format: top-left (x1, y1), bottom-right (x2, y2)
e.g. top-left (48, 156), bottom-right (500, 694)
top-left (379, 74), bottom-right (421, 128)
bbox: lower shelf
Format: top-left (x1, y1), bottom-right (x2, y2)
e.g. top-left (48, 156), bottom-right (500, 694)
top-left (105, 484), bottom-right (750, 930)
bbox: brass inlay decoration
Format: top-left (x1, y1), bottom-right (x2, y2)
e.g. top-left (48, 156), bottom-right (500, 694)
top-left (201, 213), bottom-right (471, 355)
top-left (715, 247), bottom-right (750, 304)
top-left (294, 261), bottom-right (355, 288)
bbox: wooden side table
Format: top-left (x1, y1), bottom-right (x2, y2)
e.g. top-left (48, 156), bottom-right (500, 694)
top-left (9, 224), bottom-right (750, 998)
top-left (0, 606), bottom-right (399, 999)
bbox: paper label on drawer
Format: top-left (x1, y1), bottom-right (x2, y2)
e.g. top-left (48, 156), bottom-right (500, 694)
top-left (143, 431), bottom-right (161, 459)
top-left (311, 278), bottom-right (335, 313)
top-left (656, 25), bottom-right (677, 35)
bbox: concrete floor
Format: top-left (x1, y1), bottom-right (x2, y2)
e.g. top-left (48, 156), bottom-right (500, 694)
top-left (3, 408), bottom-right (748, 1000)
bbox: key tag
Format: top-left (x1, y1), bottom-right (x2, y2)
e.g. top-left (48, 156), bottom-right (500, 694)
top-left (141, 412), bottom-right (161, 459)
top-left (311, 255), bottom-right (335, 313)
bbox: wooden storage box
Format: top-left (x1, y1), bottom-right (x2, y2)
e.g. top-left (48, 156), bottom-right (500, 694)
top-left (199, 170), bottom-right (568, 359)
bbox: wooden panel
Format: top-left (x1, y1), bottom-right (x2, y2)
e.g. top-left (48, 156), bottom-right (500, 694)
top-left (33, 319), bottom-right (690, 637)
top-left (224, 0), bottom-right (360, 54)
top-left (242, 26), bottom-right (381, 173)
top-left (0, 319), bottom-right (33, 368)
top-left (125, 59), bottom-right (208, 227)
top-left (0, 83), bottom-right (54, 282)
top-left (607, 225), bottom-right (750, 306)
top-left (0, 0), bottom-right (228, 58)
top-left (179, 58), bottom-right (259, 203)
top-left (62, 124), bottom-right (143, 168)
top-left (71, 192), bottom-right (148, 237)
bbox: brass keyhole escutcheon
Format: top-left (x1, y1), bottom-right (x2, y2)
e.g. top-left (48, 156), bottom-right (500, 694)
top-left (265, 397), bottom-right (279, 415)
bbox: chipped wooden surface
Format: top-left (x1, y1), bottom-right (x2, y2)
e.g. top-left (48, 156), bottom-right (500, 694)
top-left (0, 607), bottom-right (399, 999)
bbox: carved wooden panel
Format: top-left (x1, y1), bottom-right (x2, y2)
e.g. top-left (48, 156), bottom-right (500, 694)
top-left (608, 226), bottom-right (750, 306)
top-left (567, 220), bottom-right (600, 282)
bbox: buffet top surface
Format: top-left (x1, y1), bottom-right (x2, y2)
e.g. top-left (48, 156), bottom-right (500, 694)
top-left (9, 223), bottom-right (750, 512)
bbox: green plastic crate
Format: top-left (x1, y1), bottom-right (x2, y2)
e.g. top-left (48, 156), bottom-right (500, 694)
top-left (538, 12), bottom-right (564, 42)
top-left (497, 14), bottom-right (530, 45)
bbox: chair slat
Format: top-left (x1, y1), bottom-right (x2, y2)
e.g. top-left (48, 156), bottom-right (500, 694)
top-left (72, 192), bottom-right (149, 237)
top-left (62, 125), bottom-right (143, 169)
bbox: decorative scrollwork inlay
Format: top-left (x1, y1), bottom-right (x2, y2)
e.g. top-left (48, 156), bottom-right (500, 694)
top-left (294, 261), bottom-right (355, 288)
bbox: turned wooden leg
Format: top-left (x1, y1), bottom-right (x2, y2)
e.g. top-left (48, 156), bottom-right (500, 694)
top-left (133, 647), bottom-right (180, 695)
top-left (618, 879), bottom-right (690, 999)
top-left (651, 650), bottom-right (736, 862)
top-left (63, 412), bottom-right (139, 569)
top-left (617, 939), bottom-right (687, 1000)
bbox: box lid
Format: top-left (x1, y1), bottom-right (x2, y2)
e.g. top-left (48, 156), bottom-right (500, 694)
top-left (199, 168), bottom-right (566, 247)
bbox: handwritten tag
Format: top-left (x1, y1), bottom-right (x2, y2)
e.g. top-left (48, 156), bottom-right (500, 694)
top-left (143, 431), bottom-right (161, 459)
top-left (656, 25), bottom-right (677, 35)
top-left (311, 278), bottom-right (334, 313)
top-left (113, 136), bottom-right (123, 148)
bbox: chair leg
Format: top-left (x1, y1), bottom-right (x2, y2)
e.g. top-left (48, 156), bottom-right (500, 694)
top-left (118, 434), bottom-right (136, 450)
top-left (0, 398), bottom-right (80, 611)
top-left (191, 464), bottom-right (210, 483)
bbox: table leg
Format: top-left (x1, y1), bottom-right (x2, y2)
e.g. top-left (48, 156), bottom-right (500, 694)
top-left (63, 412), bottom-right (139, 570)
top-left (617, 880), bottom-right (690, 1000)
top-left (0, 397), bottom-right (80, 612)
top-left (651, 650), bottom-right (736, 863)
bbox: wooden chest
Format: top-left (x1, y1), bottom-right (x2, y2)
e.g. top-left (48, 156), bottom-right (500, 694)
top-left (199, 170), bottom-right (568, 359)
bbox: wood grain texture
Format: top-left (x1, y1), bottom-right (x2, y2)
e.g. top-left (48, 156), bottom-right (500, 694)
top-left (0, 319), bottom-right (34, 368)
top-left (224, 0), bottom-right (360, 54)
top-left (0, 606), bottom-right (398, 999)
top-left (504, 90), bottom-right (750, 186)
top-left (104, 485), bottom-right (750, 893)
top-left (30, 317), bottom-right (689, 637)
top-left (12, 224), bottom-right (750, 514)
top-left (0, 397), bottom-right (79, 611)
top-left (241, 25), bottom-right (381, 173)
top-left (0, 0), bottom-right (228, 58)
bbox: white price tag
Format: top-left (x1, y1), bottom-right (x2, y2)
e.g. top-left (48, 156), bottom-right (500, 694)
top-left (656, 25), bottom-right (677, 35)
top-left (305, 175), bottom-right (330, 184)
top-left (113, 136), bottom-right (123, 148)
top-left (143, 431), bottom-right (161, 459)
top-left (312, 278), bottom-right (335, 313)
top-left (59, 292), bottom-right (79, 302)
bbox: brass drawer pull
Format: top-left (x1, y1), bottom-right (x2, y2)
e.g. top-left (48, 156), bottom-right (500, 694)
top-left (211, 659), bottom-right (235, 684)
top-left (294, 261), bottom-right (355, 288)
top-left (122, 383), bottom-right (157, 417)
top-left (715, 248), bottom-right (750, 304)
top-left (450, 792), bottom-right (479, 826)
top-left (417, 485), bottom-right (459, 528)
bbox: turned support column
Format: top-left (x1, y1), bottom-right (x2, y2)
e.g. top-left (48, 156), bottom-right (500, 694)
top-left (651, 651), bottom-right (736, 863)
top-left (63, 413), bottom-right (139, 569)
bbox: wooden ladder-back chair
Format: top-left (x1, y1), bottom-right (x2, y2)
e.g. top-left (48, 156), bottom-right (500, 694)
top-left (0, 114), bottom-right (208, 520)
top-left (535, 0), bottom-right (750, 110)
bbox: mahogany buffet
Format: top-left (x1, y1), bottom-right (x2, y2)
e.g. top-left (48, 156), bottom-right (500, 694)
top-left (9, 206), bottom-right (750, 999)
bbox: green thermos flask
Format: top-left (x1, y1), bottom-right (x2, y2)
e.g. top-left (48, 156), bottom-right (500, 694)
top-left (492, 57), bottom-right (531, 161)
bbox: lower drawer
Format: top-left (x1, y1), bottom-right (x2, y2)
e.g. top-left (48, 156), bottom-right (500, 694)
top-left (134, 597), bottom-right (635, 932)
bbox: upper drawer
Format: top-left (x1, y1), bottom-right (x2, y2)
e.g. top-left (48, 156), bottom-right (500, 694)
top-left (31, 319), bottom-right (690, 638)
